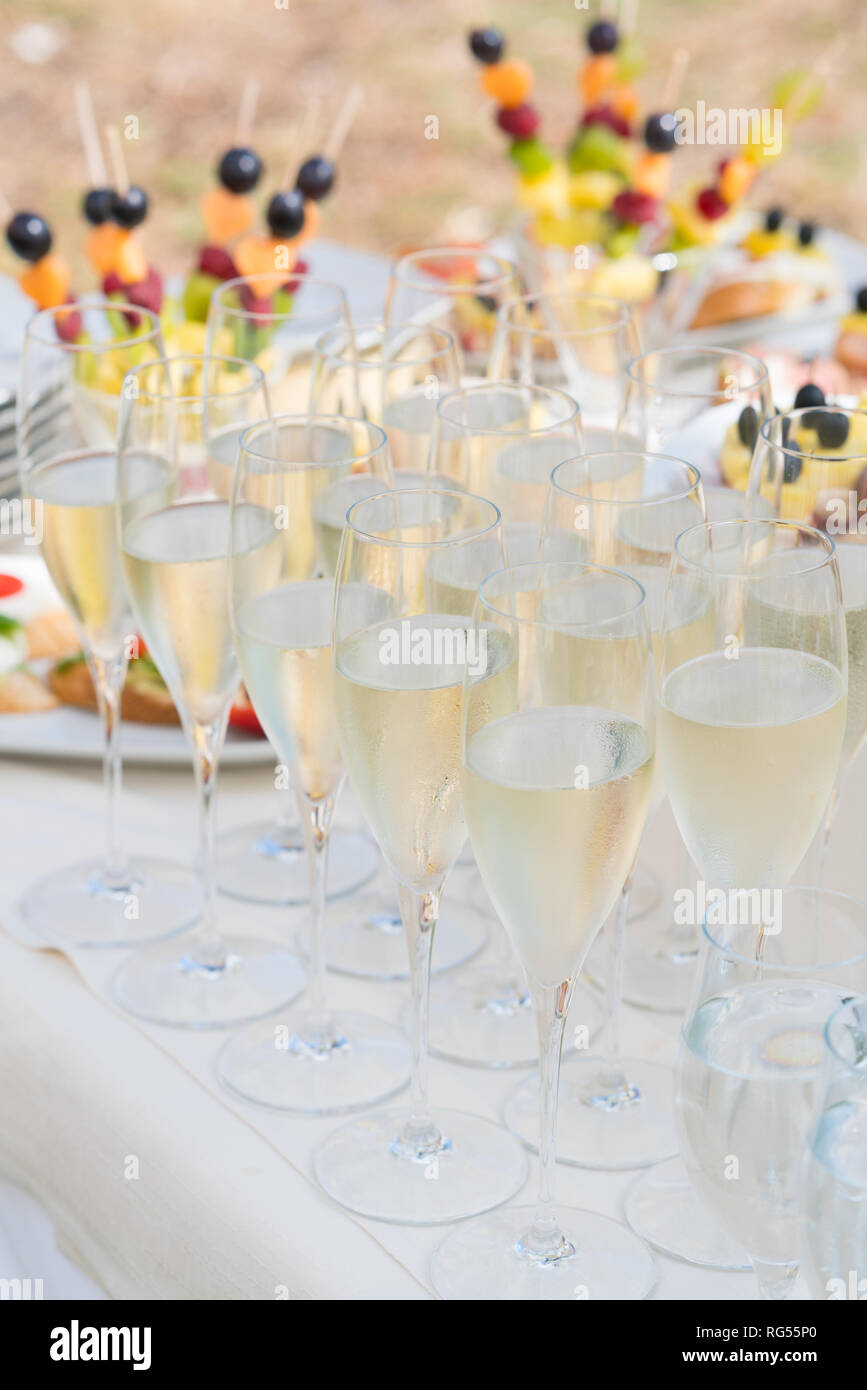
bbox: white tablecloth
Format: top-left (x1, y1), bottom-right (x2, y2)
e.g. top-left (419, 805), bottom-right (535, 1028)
top-left (4, 740), bottom-right (859, 1299)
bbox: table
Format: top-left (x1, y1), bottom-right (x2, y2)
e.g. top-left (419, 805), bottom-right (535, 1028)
top-left (4, 737), bottom-right (862, 1299)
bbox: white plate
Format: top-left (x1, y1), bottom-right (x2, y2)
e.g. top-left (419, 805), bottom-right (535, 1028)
top-left (0, 705), bottom-right (274, 767)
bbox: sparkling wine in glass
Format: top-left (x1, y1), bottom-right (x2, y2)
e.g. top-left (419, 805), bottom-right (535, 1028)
top-left (216, 414), bottom-right (410, 1110)
top-left (431, 560), bottom-right (657, 1299)
top-left (313, 488), bottom-right (528, 1223)
top-left (111, 355), bottom-right (306, 1027)
top-left (18, 303), bottom-right (201, 947)
top-left (205, 272), bottom-right (377, 907)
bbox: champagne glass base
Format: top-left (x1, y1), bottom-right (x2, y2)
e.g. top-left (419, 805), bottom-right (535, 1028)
top-left (111, 934), bottom-right (307, 1029)
top-left (504, 1054), bottom-right (678, 1169)
top-left (425, 972), bottom-right (603, 1070)
top-left (624, 1158), bottom-right (751, 1270)
top-left (313, 1107), bottom-right (528, 1224)
top-left (216, 823), bottom-right (379, 906)
top-left (217, 1009), bottom-right (411, 1114)
top-left (295, 893), bottom-right (488, 981)
top-left (430, 1204), bottom-right (657, 1300)
top-left (619, 932), bottom-right (699, 1014)
top-left (22, 856), bottom-right (202, 950)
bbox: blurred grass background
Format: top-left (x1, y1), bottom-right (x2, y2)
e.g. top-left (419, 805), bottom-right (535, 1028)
top-left (0, 0), bottom-right (863, 283)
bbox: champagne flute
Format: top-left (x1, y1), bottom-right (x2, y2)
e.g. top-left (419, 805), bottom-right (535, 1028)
top-left (505, 452), bottom-right (705, 1169)
top-left (677, 888), bottom-right (867, 1300)
top-left (750, 407), bottom-right (867, 876)
top-left (489, 291), bottom-right (640, 431)
top-left (111, 356), bottom-right (306, 1027)
top-left (311, 320), bottom-right (460, 472)
top-left (426, 380), bottom-right (591, 1069)
top-left (628, 519), bottom-right (847, 1274)
top-left (617, 345), bottom-right (773, 1014)
top-left (308, 320), bottom-right (489, 980)
top-left (313, 488), bottom-right (528, 1222)
top-left (205, 272), bottom-right (376, 907)
top-left (431, 560), bottom-right (657, 1300)
top-left (385, 247), bottom-right (520, 381)
top-left (217, 415), bottom-right (409, 1110)
top-left (801, 992), bottom-right (867, 1300)
top-left (18, 303), bottom-right (201, 947)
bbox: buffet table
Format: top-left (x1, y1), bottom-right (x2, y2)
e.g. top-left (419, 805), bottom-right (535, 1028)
top-left (2, 742), bottom-right (861, 1300)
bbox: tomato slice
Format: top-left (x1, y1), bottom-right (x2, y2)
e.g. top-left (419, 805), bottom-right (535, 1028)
top-left (0, 574), bottom-right (24, 599)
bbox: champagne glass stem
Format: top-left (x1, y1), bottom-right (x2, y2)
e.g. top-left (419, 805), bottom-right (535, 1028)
top-left (394, 881), bottom-right (442, 1155)
top-left (296, 788), bottom-right (337, 1022)
top-left (594, 863), bottom-right (638, 1097)
top-left (816, 782), bottom-right (839, 890)
top-left (520, 979), bottom-right (574, 1261)
top-left (88, 647), bottom-right (129, 885)
top-left (191, 716), bottom-right (229, 967)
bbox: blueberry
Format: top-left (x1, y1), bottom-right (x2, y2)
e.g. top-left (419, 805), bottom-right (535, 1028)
top-left (797, 221), bottom-right (816, 247)
top-left (5, 211), bottom-right (52, 262)
top-left (218, 147), bottom-right (263, 195)
top-left (112, 186), bottom-right (148, 229)
top-left (783, 453), bottom-right (802, 484)
top-left (644, 113), bottom-right (677, 154)
top-left (587, 20), bottom-right (618, 53)
top-left (266, 190), bottom-right (306, 238)
top-left (476, 294), bottom-right (498, 314)
top-left (83, 187), bottom-right (116, 226)
top-left (764, 206), bottom-right (784, 233)
top-left (794, 383), bottom-right (826, 411)
top-left (296, 155), bottom-right (335, 202)
top-left (817, 412), bottom-right (850, 450)
top-left (856, 286), bottom-right (867, 313)
top-left (737, 405), bottom-right (759, 450)
top-left (469, 28), bottom-right (504, 64)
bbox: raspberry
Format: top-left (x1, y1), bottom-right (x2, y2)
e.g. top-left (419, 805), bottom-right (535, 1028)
top-left (496, 103), bottom-right (541, 139)
top-left (612, 189), bottom-right (658, 225)
top-left (583, 104), bottom-right (630, 139)
top-left (696, 187), bottom-right (729, 221)
top-left (198, 244), bottom-right (238, 280)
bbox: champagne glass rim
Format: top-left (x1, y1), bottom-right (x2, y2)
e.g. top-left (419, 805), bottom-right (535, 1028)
top-left (314, 319), bottom-right (457, 368)
top-left (625, 345), bottom-right (770, 399)
top-left (824, 993), bottom-right (867, 1072)
top-left (210, 272), bottom-right (349, 323)
top-left (345, 486), bottom-right (501, 548)
top-left (122, 353), bottom-right (266, 402)
top-left (497, 289), bottom-right (634, 335)
top-left (24, 300), bottom-right (163, 352)
top-left (673, 517), bottom-right (836, 576)
top-left (758, 405), bottom-right (867, 463)
top-left (550, 450), bottom-right (701, 508)
top-left (477, 558), bottom-right (646, 629)
top-left (239, 412), bottom-right (388, 469)
top-left (435, 380), bottom-right (580, 434)
top-left (390, 245), bottom-right (518, 293)
top-left (701, 887), bottom-right (867, 973)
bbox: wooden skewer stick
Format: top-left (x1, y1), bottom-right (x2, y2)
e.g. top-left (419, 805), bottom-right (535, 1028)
top-left (618, 0), bottom-right (640, 39)
top-left (105, 124), bottom-right (129, 198)
top-left (782, 34), bottom-right (845, 118)
top-left (234, 78), bottom-right (261, 147)
top-left (281, 96), bottom-right (322, 190)
top-left (323, 84), bottom-right (363, 164)
top-left (75, 81), bottom-right (108, 186)
top-left (661, 47), bottom-right (690, 112)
